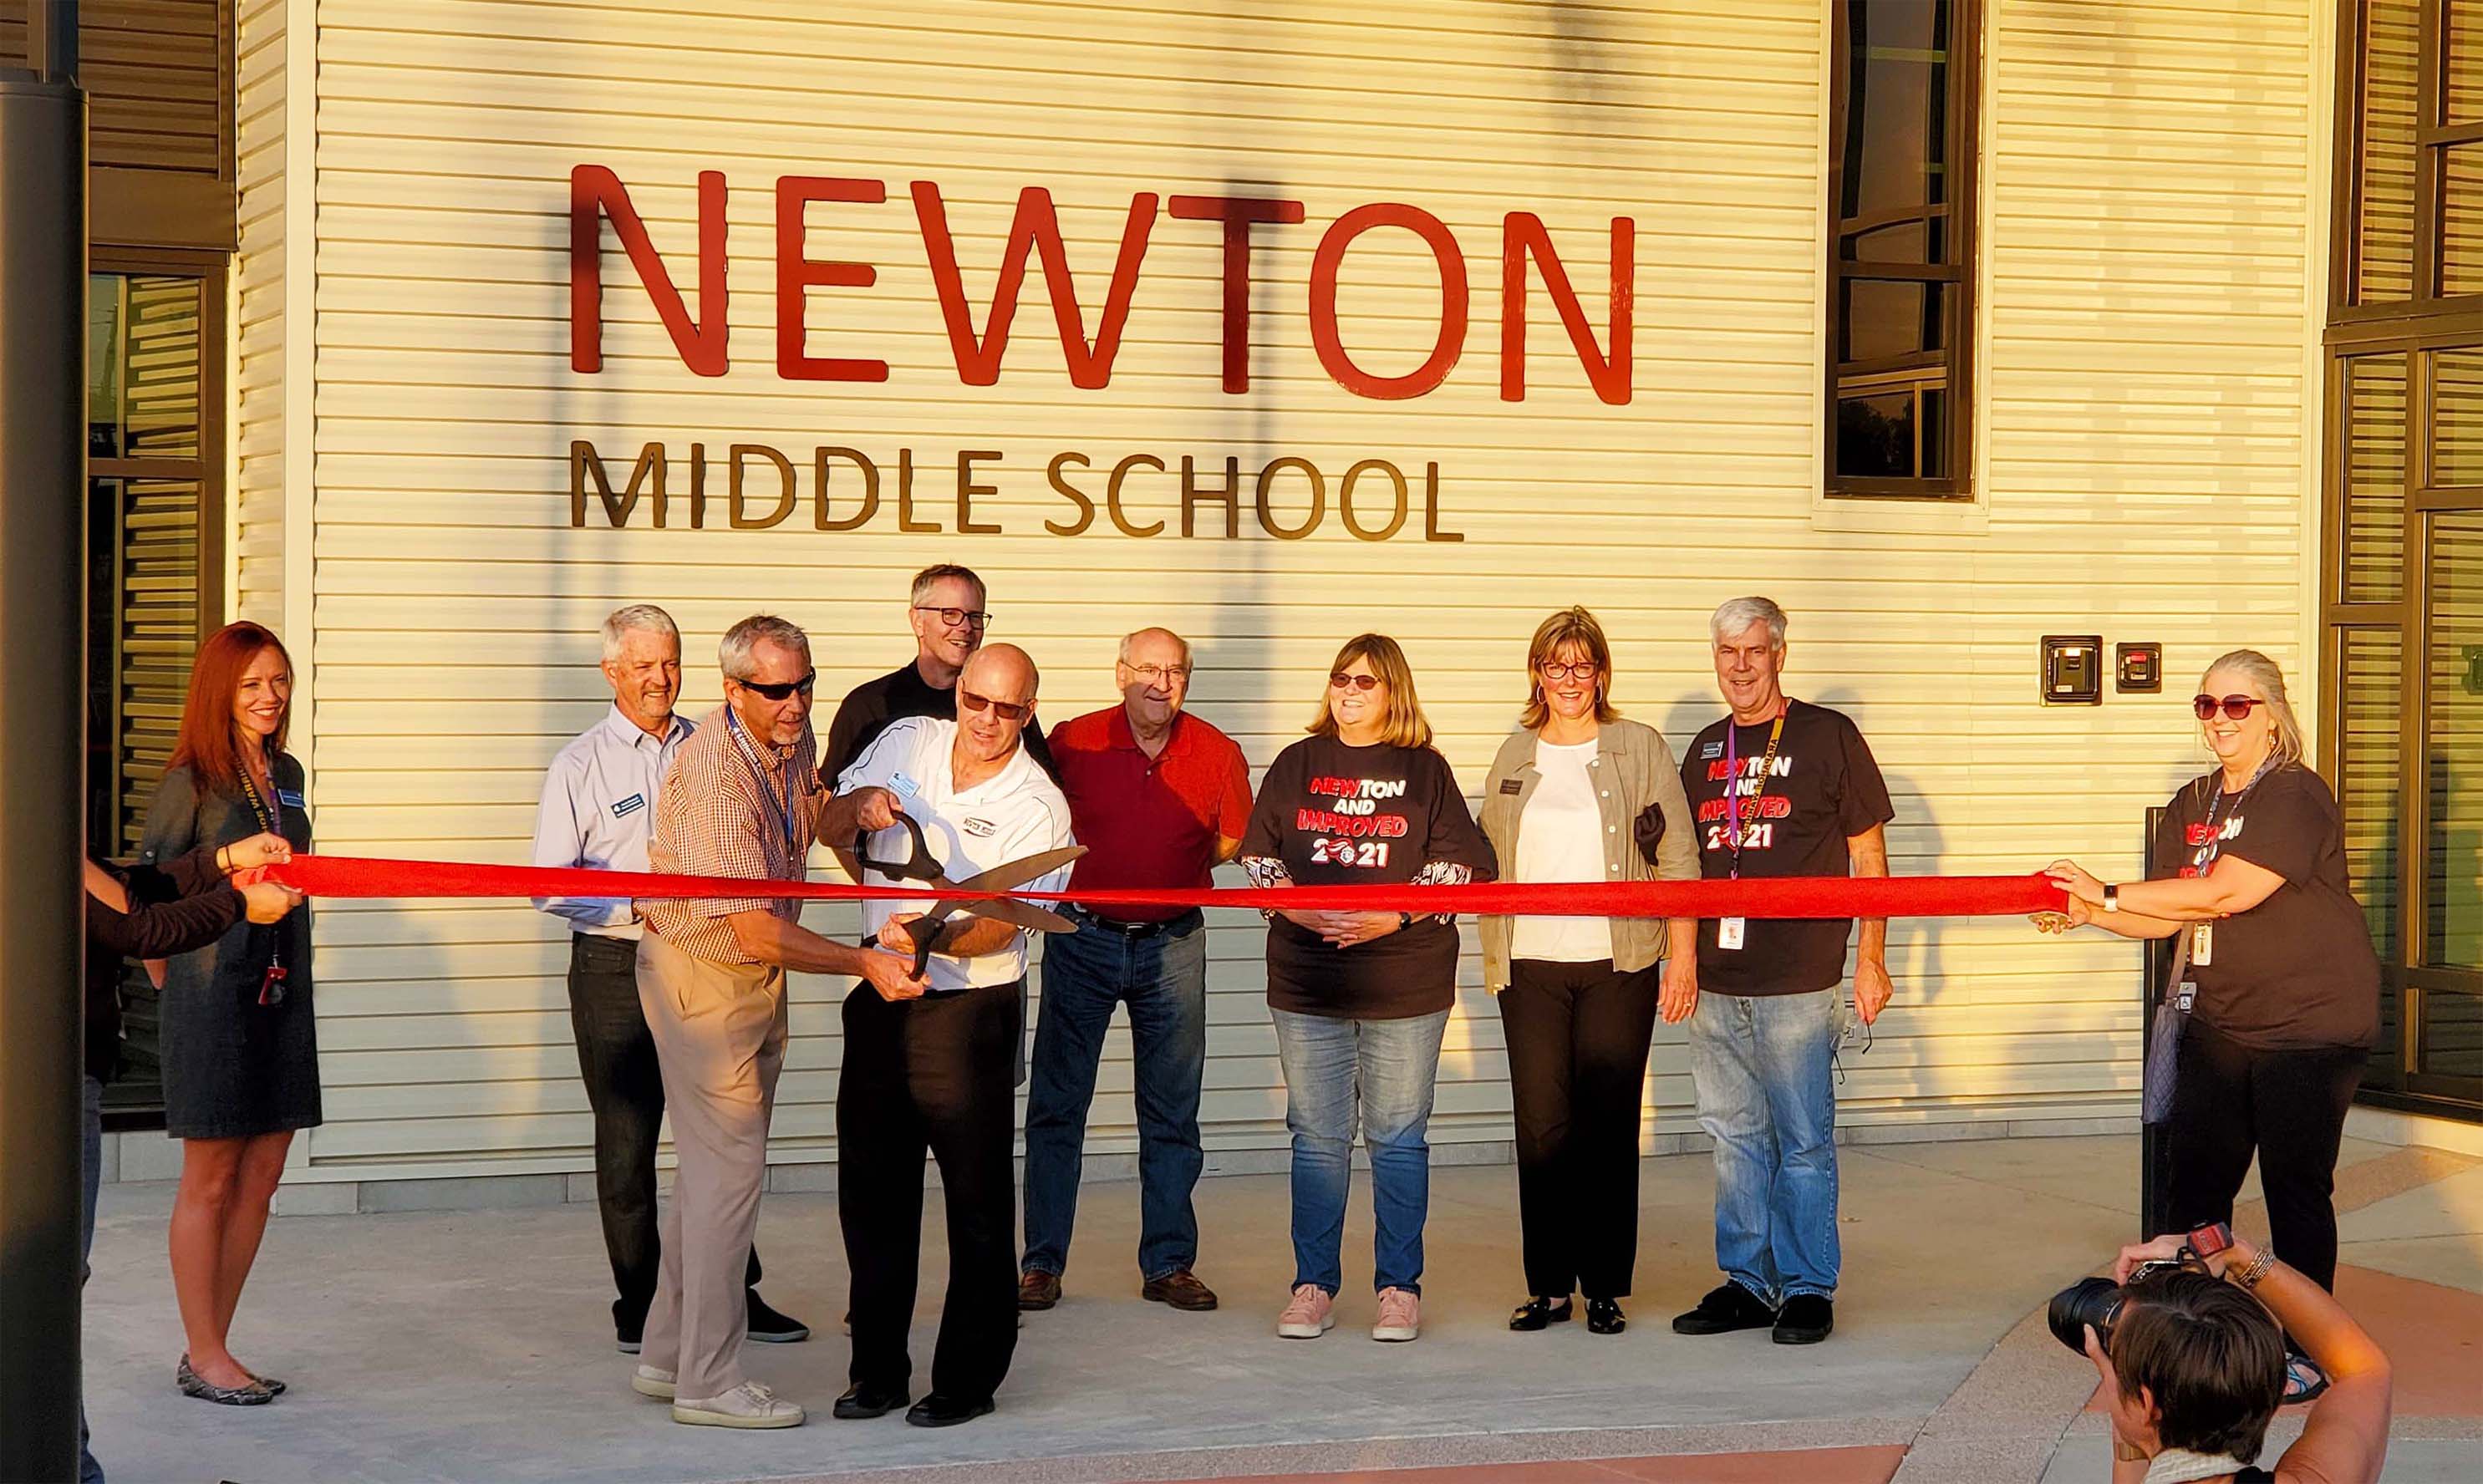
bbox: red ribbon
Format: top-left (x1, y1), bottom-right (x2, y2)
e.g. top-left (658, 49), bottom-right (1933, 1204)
top-left (270, 854), bottom-right (2063, 921)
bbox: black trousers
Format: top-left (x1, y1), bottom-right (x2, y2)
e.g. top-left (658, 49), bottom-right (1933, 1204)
top-left (1499, 958), bottom-right (1662, 1300)
top-left (567, 933), bottom-right (760, 1327)
top-left (2164, 1014), bottom-right (2368, 1293)
top-left (838, 978), bottom-right (1022, 1401)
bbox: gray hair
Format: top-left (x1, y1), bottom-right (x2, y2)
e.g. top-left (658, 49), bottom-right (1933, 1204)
top-left (2200, 648), bottom-right (2306, 767)
top-left (1117, 627), bottom-right (1193, 668)
top-left (717, 614), bottom-right (810, 680)
top-left (1711, 596), bottom-right (1789, 649)
top-left (909, 563), bottom-right (986, 606)
top-left (599, 603), bottom-right (680, 662)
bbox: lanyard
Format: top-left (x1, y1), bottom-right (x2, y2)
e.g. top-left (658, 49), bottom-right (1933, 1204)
top-left (237, 759), bottom-right (283, 836)
top-left (724, 710), bottom-right (799, 861)
top-left (1722, 710), bottom-right (1786, 881)
top-left (2190, 755), bottom-right (2281, 875)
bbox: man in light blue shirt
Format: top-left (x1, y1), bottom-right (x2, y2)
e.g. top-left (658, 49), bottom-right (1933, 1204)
top-left (531, 603), bottom-right (809, 1354)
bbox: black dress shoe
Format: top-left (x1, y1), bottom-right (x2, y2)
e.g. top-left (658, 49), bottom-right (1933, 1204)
top-left (832, 1383), bottom-right (908, 1420)
top-left (1772, 1293), bottom-right (1834, 1345)
top-left (1671, 1282), bottom-right (1777, 1336)
top-left (1585, 1298), bottom-right (1626, 1334)
top-left (905, 1392), bottom-right (995, 1428)
top-left (746, 1291), bottom-right (811, 1343)
top-left (1508, 1296), bottom-right (1573, 1331)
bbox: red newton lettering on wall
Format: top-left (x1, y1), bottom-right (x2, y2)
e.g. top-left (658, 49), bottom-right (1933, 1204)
top-left (568, 166), bottom-right (1632, 404)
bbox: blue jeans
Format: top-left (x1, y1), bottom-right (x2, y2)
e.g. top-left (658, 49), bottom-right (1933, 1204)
top-left (1269, 1006), bottom-right (1450, 1296)
top-left (1022, 911), bottom-right (1208, 1281)
top-left (80, 1074), bottom-right (105, 1484)
top-left (1686, 988), bottom-right (1841, 1304)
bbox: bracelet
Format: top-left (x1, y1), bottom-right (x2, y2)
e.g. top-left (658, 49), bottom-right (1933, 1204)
top-left (2232, 1249), bottom-right (2276, 1290)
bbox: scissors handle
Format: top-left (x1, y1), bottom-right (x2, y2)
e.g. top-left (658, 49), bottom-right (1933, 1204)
top-left (852, 811), bottom-right (940, 883)
top-left (861, 915), bottom-right (960, 979)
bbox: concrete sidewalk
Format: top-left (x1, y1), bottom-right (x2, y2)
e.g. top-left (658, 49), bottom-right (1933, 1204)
top-left (79, 1135), bottom-right (2483, 1484)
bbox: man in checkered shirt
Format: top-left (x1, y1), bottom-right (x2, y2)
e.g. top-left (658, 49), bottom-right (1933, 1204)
top-left (630, 614), bottom-right (924, 1431)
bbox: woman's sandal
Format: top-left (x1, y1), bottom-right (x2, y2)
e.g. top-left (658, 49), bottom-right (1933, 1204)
top-left (2282, 1352), bottom-right (2331, 1405)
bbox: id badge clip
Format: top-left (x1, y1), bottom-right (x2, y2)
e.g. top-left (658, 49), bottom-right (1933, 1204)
top-left (1718, 917), bottom-right (1746, 951)
top-left (2173, 978), bottom-right (2197, 1014)
top-left (2190, 922), bottom-right (2213, 968)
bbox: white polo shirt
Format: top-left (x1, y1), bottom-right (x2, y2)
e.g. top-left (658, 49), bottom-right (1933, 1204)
top-left (837, 716), bottom-right (1076, 993)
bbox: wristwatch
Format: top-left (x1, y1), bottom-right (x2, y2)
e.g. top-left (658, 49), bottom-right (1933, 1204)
top-left (1397, 911), bottom-right (1416, 929)
top-left (2102, 884), bottom-right (2121, 914)
top-left (2186, 1220), bottom-right (2236, 1263)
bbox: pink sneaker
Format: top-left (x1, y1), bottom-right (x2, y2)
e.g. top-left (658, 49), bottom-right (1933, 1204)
top-left (1371, 1287), bottom-right (1421, 1342)
top-left (1275, 1284), bottom-right (1335, 1339)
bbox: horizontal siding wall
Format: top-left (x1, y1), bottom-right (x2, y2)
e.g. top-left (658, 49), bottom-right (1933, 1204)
top-left (232, 0), bottom-right (287, 630)
top-left (289, 0), bottom-right (2320, 1179)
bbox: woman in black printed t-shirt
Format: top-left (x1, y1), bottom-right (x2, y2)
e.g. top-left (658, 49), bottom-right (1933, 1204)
top-left (1240, 634), bottom-right (1494, 1346)
top-left (2037, 649), bottom-right (2379, 1405)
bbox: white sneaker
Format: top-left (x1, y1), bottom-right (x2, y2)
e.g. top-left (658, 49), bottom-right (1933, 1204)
top-left (1275, 1283), bottom-right (1335, 1339)
top-left (1371, 1286), bottom-right (1421, 1342)
top-left (631, 1365), bottom-right (676, 1400)
top-left (672, 1380), bottom-right (804, 1428)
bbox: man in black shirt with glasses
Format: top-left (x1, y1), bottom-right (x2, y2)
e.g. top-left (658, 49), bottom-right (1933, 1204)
top-left (821, 563), bottom-right (1056, 787)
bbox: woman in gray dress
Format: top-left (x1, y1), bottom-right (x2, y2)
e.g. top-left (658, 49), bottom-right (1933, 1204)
top-left (139, 621), bottom-right (318, 1403)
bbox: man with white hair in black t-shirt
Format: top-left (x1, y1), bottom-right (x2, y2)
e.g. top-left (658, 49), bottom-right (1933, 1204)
top-left (1668, 596), bottom-right (1895, 1348)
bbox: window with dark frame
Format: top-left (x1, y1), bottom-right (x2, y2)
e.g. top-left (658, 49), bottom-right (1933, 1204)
top-left (1827, 0), bottom-right (1980, 499)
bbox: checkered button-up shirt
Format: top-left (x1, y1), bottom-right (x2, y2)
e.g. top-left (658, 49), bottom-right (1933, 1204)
top-left (641, 704), bottom-right (821, 964)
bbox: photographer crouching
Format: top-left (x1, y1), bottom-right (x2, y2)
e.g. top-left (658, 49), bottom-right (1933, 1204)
top-left (2061, 1224), bottom-right (2390, 1484)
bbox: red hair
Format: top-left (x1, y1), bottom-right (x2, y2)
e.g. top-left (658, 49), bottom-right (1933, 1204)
top-left (170, 622), bottom-right (294, 795)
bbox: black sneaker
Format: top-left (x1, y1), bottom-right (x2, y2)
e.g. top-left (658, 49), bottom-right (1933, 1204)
top-left (1772, 1293), bottom-right (1834, 1344)
top-left (615, 1315), bottom-right (645, 1355)
top-left (1671, 1283), bottom-right (1777, 1336)
top-left (745, 1292), bottom-right (811, 1344)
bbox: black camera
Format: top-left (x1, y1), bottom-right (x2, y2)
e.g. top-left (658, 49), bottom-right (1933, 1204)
top-left (2048, 1258), bottom-right (2194, 1353)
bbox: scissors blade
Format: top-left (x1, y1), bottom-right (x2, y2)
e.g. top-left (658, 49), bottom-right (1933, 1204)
top-left (932, 845), bottom-right (1087, 933)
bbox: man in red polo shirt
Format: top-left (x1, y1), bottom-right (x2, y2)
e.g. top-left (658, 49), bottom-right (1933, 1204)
top-left (1018, 627), bottom-right (1253, 1314)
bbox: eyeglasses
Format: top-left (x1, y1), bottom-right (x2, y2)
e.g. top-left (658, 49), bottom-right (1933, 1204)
top-left (914, 606), bottom-right (990, 630)
top-left (732, 670), bottom-right (817, 702)
top-left (2192, 694), bottom-right (2267, 722)
top-left (1328, 672), bottom-right (1383, 692)
top-left (959, 688), bottom-right (1033, 723)
top-left (1123, 663), bottom-right (1192, 686)
top-left (1539, 661), bottom-right (1601, 682)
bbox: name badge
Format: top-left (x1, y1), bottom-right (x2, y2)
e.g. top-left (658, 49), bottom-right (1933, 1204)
top-left (2191, 922), bottom-right (2213, 968)
top-left (1497, 778), bottom-right (1524, 795)
top-left (889, 770), bottom-right (922, 801)
top-left (2175, 979), bottom-right (2197, 1014)
top-left (277, 789), bottom-right (306, 808)
top-left (611, 793), bottom-right (646, 819)
top-left (1701, 742), bottom-right (1723, 760)
top-left (1718, 917), bottom-right (1746, 951)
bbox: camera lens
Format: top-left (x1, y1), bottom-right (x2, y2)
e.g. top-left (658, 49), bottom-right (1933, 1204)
top-left (2048, 1277), bottom-right (2125, 1354)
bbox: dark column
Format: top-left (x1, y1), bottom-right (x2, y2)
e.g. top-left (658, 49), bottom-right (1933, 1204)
top-left (0, 7), bottom-right (89, 1478)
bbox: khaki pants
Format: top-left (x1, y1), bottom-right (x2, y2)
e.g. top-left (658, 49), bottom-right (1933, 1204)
top-left (635, 932), bottom-right (787, 1401)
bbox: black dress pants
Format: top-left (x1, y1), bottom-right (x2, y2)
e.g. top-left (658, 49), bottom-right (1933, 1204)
top-left (2164, 1014), bottom-right (2368, 1293)
top-left (838, 978), bottom-right (1022, 1402)
top-left (1499, 958), bottom-right (1662, 1299)
top-left (567, 933), bottom-right (760, 1327)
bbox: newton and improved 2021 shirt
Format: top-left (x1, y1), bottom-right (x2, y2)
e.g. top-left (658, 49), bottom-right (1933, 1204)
top-left (1679, 699), bottom-right (1894, 996)
top-left (1239, 734), bottom-right (1495, 1020)
top-left (837, 715), bottom-right (1076, 993)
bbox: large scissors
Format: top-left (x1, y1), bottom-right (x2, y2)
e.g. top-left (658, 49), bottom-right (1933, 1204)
top-left (855, 812), bottom-right (1086, 978)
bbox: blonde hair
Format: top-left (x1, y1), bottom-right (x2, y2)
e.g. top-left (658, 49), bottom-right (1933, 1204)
top-left (1308, 633), bottom-right (1432, 749)
top-left (2199, 648), bottom-right (2305, 767)
top-left (1521, 606), bottom-right (1621, 731)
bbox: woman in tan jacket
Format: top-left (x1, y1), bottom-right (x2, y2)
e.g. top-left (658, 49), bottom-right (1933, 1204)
top-left (1478, 607), bottom-right (1698, 1336)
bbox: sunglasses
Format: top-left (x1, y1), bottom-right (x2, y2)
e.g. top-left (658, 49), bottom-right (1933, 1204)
top-left (959, 688), bottom-right (1032, 723)
top-left (2192, 694), bottom-right (2267, 722)
top-left (733, 670), bottom-right (817, 702)
top-left (1329, 672), bottom-right (1383, 692)
top-left (914, 606), bottom-right (990, 630)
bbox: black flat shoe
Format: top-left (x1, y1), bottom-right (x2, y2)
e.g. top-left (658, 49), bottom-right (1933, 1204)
top-left (1772, 1293), bottom-right (1834, 1345)
top-left (832, 1383), bottom-right (908, 1420)
top-left (1585, 1298), bottom-right (1626, 1334)
top-left (745, 1291), bottom-right (811, 1343)
top-left (905, 1392), bottom-right (995, 1428)
top-left (176, 1354), bottom-right (272, 1406)
top-left (1508, 1296), bottom-right (1573, 1331)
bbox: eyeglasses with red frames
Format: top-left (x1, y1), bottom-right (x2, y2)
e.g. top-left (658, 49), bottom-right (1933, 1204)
top-left (1538, 661), bottom-right (1601, 682)
top-left (958, 688), bottom-right (1033, 723)
top-left (2192, 694), bottom-right (2267, 721)
top-left (1328, 672), bottom-right (1383, 692)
